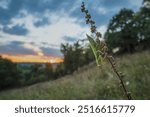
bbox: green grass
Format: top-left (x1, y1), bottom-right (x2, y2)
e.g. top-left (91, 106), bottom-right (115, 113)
top-left (0, 51), bottom-right (150, 99)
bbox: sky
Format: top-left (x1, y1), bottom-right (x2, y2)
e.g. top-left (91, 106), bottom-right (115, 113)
top-left (0, 0), bottom-right (143, 63)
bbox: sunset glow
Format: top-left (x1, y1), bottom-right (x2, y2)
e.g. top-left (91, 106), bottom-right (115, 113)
top-left (1, 54), bottom-right (64, 64)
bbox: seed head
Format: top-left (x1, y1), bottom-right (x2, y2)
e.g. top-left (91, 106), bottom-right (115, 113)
top-left (86, 19), bottom-right (90, 24)
top-left (96, 37), bottom-right (101, 44)
top-left (81, 7), bottom-right (85, 12)
top-left (86, 14), bottom-right (91, 19)
top-left (81, 2), bottom-right (85, 12)
top-left (96, 32), bottom-right (102, 38)
top-left (89, 20), bottom-right (95, 25)
top-left (91, 26), bottom-right (96, 33)
top-left (85, 10), bottom-right (88, 14)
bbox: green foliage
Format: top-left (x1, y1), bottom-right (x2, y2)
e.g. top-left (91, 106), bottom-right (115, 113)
top-left (105, 5), bottom-right (150, 53)
top-left (137, 7), bottom-right (150, 48)
top-left (143, 0), bottom-right (150, 3)
top-left (105, 8), bottom-right (137, 53)
top-left (54, 63), bottom-right (65, 78)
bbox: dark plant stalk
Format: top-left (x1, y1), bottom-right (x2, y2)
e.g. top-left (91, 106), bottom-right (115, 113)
top-left (106, 56), bottom-right (132, 100)
top-left (81, 2), bottom-right (132, 100)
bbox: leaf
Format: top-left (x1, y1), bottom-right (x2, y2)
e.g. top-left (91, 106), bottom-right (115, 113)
top-left (86, 34), bottom-right (103, 66)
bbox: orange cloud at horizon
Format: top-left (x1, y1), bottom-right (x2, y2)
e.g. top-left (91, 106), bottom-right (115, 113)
top-left (1, 54), bottom-right (64, 64)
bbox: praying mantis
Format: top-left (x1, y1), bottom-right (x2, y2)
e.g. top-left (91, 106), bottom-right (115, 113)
top-left (86, 34), bottom-right (108, 67)
top-left (87, 34), bottom-right (132, 100)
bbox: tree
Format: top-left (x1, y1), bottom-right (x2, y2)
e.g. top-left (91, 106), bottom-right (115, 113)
top-left (105, 8), bottom-right (138, 53)
top-left (54, 63), bottom-right (65, 78)
top-left (137, 2), bottom-right (150, 49)
top-left (45, 62), bottom-right (53, 79)
top-left (60, 41), bottom-right (94, 74)
top-left (143, 0), bottom-right (150, 4)
top-left (0, 57), bottom-right (21, 90)
top-left (61, 43), bottom-right (75, 73)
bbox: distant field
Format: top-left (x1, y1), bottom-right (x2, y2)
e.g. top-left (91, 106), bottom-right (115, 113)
top-left (0, 51), bottom-right (150, 100)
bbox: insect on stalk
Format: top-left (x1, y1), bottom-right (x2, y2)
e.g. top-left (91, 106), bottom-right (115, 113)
top-left (81, 2), bottom-right (132, 100)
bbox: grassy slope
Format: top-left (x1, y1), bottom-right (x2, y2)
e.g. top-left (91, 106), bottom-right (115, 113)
top-left (0, 51), bottom-right (150, 100)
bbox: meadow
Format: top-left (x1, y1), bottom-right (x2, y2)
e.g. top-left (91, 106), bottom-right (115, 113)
top-left (0, 51), bottom-right (149, 100)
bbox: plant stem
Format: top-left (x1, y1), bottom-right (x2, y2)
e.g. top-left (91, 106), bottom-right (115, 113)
top-left (81, 1), bottom-right (133, 100)
top-left (106, 55), bottom-right (132, 100)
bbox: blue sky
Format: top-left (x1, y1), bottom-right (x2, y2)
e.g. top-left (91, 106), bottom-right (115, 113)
top-left (0, 0), bottom-right (143, 58)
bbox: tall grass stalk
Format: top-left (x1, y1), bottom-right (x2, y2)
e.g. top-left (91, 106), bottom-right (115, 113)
top-left (81, 2), bottom-right (132, 100)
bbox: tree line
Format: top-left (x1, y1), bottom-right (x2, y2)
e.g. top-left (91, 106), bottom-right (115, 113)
top-left (0, 56), bottom-right (54, 90)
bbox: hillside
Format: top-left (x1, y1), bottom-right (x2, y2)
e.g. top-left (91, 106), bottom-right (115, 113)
top-left (0, 51), bottom-right (150, 100)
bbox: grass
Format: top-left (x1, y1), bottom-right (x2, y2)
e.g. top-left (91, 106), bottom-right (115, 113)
top-left (0, 51), bottom-right (150, 100)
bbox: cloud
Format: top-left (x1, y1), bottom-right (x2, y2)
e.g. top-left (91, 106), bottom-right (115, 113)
top-left (23, 43), bottom-right (44, 56)
top-left (97, 7), bottom-right (108, 15)
top-left (2, 24), bottom-right (29, 36)
top-left (10, 41), bottom-right (24, 45)
top-left (63, 36), bottom-right (77, 42)
top-left (0, 40), bottom-right (62, 57)
top-left (41, 47), bottom-right (62, 57)
top-left (101, 0), bottom-right (128, 8)
top-left (0, 0), bottom-right (11, 9)
top-left (128, 0), bottom-right (143, 9)
top-left (1, 9), bottom-right (89, 48)
top-left (0, 41), bottom-right (36, 55)
top-left (34, 17), bottom-right (50, 27)
top-left (0, 0), bottom-right (24, 25)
